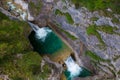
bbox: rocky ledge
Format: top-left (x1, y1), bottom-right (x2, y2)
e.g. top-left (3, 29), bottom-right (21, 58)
top-left (0, 0), bottom-right (120, 80)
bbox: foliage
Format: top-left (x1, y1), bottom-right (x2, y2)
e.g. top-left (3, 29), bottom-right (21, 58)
top-left (29, 0), bottom-right (42, 16)
top-left (96, 26), bottom-right (118, 34)
top-left (55, 9), bottom-right (63, 15)
top-left (64, 12), bottom-right (74, 24)
top-left (71, 0), bottom-right (120, 14)
top-left (112, 17), bottom-right (120, 23)
top-left (85, 50), bottom-right (105, 62)
top-left (56, 23), bottom-right (78, 40)
top-left (55, 9), bottom-right (74, 24)
top-left (86, 24), bottom-right (118, 44)
top-left (90, 17), bottom-right (99, 21)
top-left (0, 12), bottom-right (50, 80)
top-left (86, 25), bottom-right (105, 44)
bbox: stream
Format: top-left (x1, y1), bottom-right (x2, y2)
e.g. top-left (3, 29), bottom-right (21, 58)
top-left (28, 22), bottom-right (92, 80)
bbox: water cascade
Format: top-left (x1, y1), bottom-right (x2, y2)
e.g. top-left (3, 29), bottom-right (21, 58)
top-left (28, 22), bottom-right (52, 42)
top-left (28, 22), bottom-right (65, 54)
top-left (64, 56), bottom-right (92, 80)
top-left (64, 56), bottom-right (82, 80)
top-left (28, 22), bottom-right (92, 80)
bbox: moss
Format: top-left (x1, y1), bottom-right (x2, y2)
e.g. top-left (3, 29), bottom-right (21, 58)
top-left (85, 50), bottom-right (106, 61)
top-left (86, 24), bottom-right (119, 45)
top-left (113, 55), bottom-right (120, 61)
top-left (63, 31), bottom-right (77, 40)
top-left (99, 63), bottom-right (116, 77)
top-left (86, 25), bottom-right (105, 44)
top-left (29, 0), bottom-right (42, 16)
top-left (55, 9), bottom-right (74, 24)
top-left (0, 12), bottom-right (9, 21)
top-left (0, 12), bottom-right (50, 80)
top-left (56, 24), bottom-right (78, 40)
top-left (71, 0), bottom-right (120, 14)
top-left (90, 17), bottom-right (99, 21)
top-left (112, 17), bottom-right (120, 23)
top-left (55, 9), bottom-right (63, 15)
top-left (96, 26), bottom-right (118, 34)
top-left (64, 12), bottom-right (74, 24)
top-left (118, 71), bottom-right (120, 74)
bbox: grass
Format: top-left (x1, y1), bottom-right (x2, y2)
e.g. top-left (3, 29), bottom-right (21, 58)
top-left (55, 23), bottom-right (78, 40)
top-left (86, 25), bottom-right (105, 44)
top-left (90, 17), bottom-right (99, 21)
top-left (96, 25), bottom-right (118, 34)
top-left (85, 50), bottom-right (106, 61)
top-left (55, 9), bottom-right (63, 15)
top-left (71, 0), bottom-right (120, 14)
top-left (112, 17), bottom-right (120, 23)
top-left (55, 9), bottom-right (74, 24)
top-left (86, 24), bottom-right (119, 45)
top-left (64, 12), bottom-right (74, 24)
top-left (29, 0), bottom-right (42, 16)
top-left (0, 12), bottom-right (51, 80)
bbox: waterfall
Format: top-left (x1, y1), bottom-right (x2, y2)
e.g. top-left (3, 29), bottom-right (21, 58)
top-left (28, 22), bottom-right (52, 42)
top-left (64, 56), bottom-right (82, 79)
top-left (28, 22), bottom-right (91, 79)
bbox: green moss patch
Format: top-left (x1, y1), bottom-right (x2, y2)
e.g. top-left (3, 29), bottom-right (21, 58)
top-left (64, 12), bottom-right (74, 24)
top-left (0, 12), bottom-right (51, 80)
top-left (71, 0), bottom-right (120, 14)
top-left (90, 17), bottom-right (99, 21)
top-left (29, 0), bottom-right (42, 16)
top-left (96, 26), bottom-right (118, 34)
top-left (86, 24), bottom-right (119, 45)
top-left (55, 9), bottom-right (74, 24)
top-left (85, 51), bottom-right (105, 61)
top-left (56, 23), bottom-right (78, 40)
top-left (85, 50), bottom-right (111, 63)
top-left (86, 25), bottom-right (105, 44)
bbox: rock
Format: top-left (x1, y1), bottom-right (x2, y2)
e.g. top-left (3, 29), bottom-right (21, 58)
top-left (0, 75), bottom-right (10, 80)
top-left (44, 0), bottom-right (54, 3)
top-left (95, 17), bottom-right (114, 27)
top-left (53, 0), bottom-right (120, 79)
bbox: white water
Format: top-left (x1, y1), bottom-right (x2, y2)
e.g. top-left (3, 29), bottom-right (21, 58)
top-left (65, 56), bottom-right (82, 78)
top-left (28, 22), bottom-right (52, 42)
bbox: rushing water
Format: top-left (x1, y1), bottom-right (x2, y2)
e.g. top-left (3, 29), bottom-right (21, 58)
top-left (28, 22), bottom-right (92, 80)
top-left (64, 56), bottom-right (82, 80)
top-left (28, 22), bottom-right (63, 54)
top-left (64, 56), bottom-right (92, 80)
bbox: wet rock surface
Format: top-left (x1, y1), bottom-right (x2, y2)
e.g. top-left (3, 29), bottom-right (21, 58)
top-left (53, 0), bottom-right (120, 79)
top-left (0, 0), bottom-right (120, 80)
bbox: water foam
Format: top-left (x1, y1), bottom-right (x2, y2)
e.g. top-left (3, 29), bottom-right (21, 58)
top-left (35, 27), bottom-right (52, 42)
top-left (65, 56), bottom-right (82, 79)
top-left (28, 22), bottom-right (52, 42)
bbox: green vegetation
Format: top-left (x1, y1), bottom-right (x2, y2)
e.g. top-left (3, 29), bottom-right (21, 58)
top-left (90, 17), bottom-right (99, 21)
top-left (55, 22), bottom-right (78, 40)
top-left (62, 28), bottom-right (77, 40)
top-left (86, 24), bottom-right (119, 44)
top-left (87, 53), bottom-right (115, 76)
top-left (112, 17), bottom-right (120, 23)
top-left (64, 12), bottom-right (74, 24)
top-left (0, 12), bottom-right (51, 80)
top-left (86, 25), bottom-right (105, 44)
top-left (113, 55), bottom-right (120, 61)
top-left (29, 0), bottom-right (42, 16)
top-left (71, 0), bottom-right (120, 14)
top-left (96, 26), bottom-right (118, 34)
top-left (55, 9), bottom-right (63, 15)
top-left (85, 50), bottom-right (105, 61)
top-left (118, 71), bottom-right (120, 74)
top-left (55, 9), bottom-right (74, 24)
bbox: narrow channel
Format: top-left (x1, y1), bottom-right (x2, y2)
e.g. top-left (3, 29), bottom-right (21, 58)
top-left (28, 22), bottom-right (92, 80)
